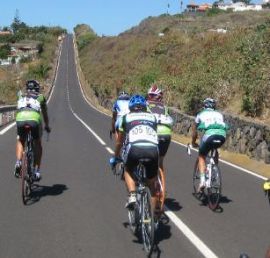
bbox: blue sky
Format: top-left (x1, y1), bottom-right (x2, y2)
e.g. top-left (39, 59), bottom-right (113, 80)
top-left (0, 0), bottom-right (262, 36)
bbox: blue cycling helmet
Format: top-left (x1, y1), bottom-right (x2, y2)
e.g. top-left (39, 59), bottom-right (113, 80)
top-left (129, 94), bottom-right (147, 111)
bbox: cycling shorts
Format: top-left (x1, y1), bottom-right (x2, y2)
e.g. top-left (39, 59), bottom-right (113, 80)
top-left (199, 134), bottom-right (225, 156)
top-left (158, 135), bottom-right (171, 157)
top-left (17, 120), bottom-right (42, 140)
top-left (124, 145), bottom-right (159, 179)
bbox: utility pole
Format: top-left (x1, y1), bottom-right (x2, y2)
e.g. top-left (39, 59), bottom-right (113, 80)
top-left (180, 0), bottom-right (183, 12)
top-left (167, 3), bottom-right (170, 14)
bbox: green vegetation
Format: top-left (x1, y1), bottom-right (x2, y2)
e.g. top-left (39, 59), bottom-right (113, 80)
top-left (0, 12), bottom-right (66, 104)
top-left (75, 11), bottom-right (270, 120)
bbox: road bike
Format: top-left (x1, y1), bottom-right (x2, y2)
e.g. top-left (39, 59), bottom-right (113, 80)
top-left (127, 158), bottom-right (156, 256)
top-left (188, 144), bottom-right (222, 211)
top-left (20, 125), bottom-right (35, 205)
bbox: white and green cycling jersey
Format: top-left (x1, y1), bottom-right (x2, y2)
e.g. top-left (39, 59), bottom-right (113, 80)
top-left (147, 101), bottom-right (173, 136)
top-left (16, 91), bottom-right (46, 124)
top-left (119, 112), bottom-right (158, 147)
top-left (195, 108), bottom-right (228, 137)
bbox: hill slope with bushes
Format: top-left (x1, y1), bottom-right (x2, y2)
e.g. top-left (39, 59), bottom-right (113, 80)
top-left (74, 11), bottom-right (270, 122)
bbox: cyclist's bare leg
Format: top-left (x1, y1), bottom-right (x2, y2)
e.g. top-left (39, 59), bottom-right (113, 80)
top-left (16, 138), bottom-right (24, 161)
top-left (124, 170), bottom-right (136, 193)
top-left (198, 154), bottom-right (206, 174)
top-left (158, 156), bottom-right (166, 211)
top-left (33, 138), bottom-right (42, 170)
top-left (147, 176), bottom-right (157, 213)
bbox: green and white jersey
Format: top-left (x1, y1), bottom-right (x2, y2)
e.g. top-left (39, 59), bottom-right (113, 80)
top-left (119, 112), bottom-right (158, 147)
top-left (16, 91), bottom-right (46, 124)
top-left (195, 108), bottom-right (227, 137)
top-left (147, 101), bottom-right (173, 136)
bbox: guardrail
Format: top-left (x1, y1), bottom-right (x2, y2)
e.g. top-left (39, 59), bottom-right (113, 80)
top-left (0, 105), bottom-right (16, 128)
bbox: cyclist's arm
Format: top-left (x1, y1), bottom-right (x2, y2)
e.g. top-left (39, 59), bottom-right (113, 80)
top-left (40, 97), bottom-right (49, 128)
top-left (111, 111), bottom-right (117, 133)
top-left (191, 121), bottom-right (198, 146)
top-left (115, 131), bottom-right (124, 157)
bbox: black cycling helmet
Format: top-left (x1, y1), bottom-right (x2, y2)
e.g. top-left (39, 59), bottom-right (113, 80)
top-left (117, 91), bottom-right (130, 100)
top-left (26, 80), bottom-right (40, 93)
top-left (203, 98), bottom-right (216, 109)
top-left (129, 94), bottom-right (147, 112)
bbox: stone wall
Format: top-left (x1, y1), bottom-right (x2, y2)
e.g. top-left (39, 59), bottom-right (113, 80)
top-left (169, 107), bottom-right (270, 164)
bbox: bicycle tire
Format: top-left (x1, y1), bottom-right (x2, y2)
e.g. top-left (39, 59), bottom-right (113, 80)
top-left (192, 160), bottom-right (204, 200)
top-left (21, 153), bottom-right (30, 205)
top-left (128, 199), bottom-right (139, 235)
top-left (141, 186), bottom-right (155, 255)
top-left (207, 164), bottom-right (222, 210)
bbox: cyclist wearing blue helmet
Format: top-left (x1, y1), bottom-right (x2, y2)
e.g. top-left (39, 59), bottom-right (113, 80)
top-left (111, 91), bottom-right (130, 140)
top-left (110, 94), bottom-right (159, 209)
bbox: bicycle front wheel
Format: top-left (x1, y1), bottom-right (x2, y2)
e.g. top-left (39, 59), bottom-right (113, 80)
top-left (141, 186), bottom-right (155, 255)
top-left (207, 164), bottom-right (222, 210)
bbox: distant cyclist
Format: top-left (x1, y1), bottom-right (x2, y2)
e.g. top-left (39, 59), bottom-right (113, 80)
top-left (14, 80), bottom-right (51, 181)
top-left (191, 98), bottom-right (228, 191)
top-left (110, 94), bottom-right (159, 209)
top-left (147, 84), bottom-right (173, 211)
top-left (111, 91), bottom-right (130, 140)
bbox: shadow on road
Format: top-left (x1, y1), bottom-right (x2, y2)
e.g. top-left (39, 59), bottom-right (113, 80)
top-left (26, 184), bottom-right (68, 205)
top-left (196, 194), bottom-right (232, 213)
top-left (164, 197), bottom-right (182, 211)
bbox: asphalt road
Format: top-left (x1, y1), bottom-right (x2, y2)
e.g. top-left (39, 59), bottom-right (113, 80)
top-left (0, 34), bottom-right (269, 258)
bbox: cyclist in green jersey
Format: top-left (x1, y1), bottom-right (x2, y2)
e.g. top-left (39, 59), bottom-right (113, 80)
top-left (14, 80), bottom-right (51, 181)
top-left (191, 98), bottom-right (228, 191)
top-left (147, 85), bottom-right (173, 211)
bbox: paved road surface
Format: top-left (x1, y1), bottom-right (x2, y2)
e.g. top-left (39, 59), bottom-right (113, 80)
top-left (0, 34), bottom-right (269, 258)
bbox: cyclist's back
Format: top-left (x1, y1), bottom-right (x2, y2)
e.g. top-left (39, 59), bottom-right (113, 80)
top-left (15, 80), bottom-right (50, 181)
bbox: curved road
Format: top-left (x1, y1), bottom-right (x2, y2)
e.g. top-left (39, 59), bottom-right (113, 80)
top-left (0, 35), bottom-right (269, 258)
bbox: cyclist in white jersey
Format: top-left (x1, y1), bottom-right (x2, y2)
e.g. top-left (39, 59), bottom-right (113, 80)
top-left (191, 98), bottom-right (228, 190)
top-left (110, 95), bottom-right (159, 209)
top-left (111, 91), bottom-right (130, 141)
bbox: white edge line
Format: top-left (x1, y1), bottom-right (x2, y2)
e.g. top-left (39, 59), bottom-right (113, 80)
top-left (0, 122), bottom-right (16, 135)
top-left (106, 147), bottom-right (114, 154)
top-left (172, 140), bottom-right (267, 181)
top-left (164, 209), bottom-right (218, 258)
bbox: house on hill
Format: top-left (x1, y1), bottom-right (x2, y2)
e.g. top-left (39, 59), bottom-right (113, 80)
top-left (217, 2), bottom-right (262, 11)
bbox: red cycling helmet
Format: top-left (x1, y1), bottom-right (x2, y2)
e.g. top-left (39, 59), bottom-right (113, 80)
top-left (147, 84), bottom-right (163, 102)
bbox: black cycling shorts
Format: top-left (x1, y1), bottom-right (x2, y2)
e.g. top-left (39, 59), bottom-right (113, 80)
top-left (124, 145), bottom-right (159, 179)
top-left (199, 135), bottom-right (225, 156)
top-left (158, 135), bottom-right (171, 157)
top-left (17, 120), bottom-right (42, 140)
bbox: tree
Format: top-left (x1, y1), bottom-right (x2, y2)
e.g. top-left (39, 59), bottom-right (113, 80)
top-left (11, 9), bottom-right (28, 34)
top-left (232, 0), bottom-right (251, 4)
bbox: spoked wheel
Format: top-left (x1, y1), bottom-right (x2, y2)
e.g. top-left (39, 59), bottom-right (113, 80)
top-left (192, 161), bottom-right (204, 200)
top-left (141, 186), bottom-right (155, 256)
top-left (21, 156), bottom-right (31, 205)
top-left (128, 202), bottom-right (139, 235)
top-left (207, 165), bottom-right (222, 211)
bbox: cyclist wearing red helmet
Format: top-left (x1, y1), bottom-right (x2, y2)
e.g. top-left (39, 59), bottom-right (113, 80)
top-left (147, 84), bottom-right (173, 211)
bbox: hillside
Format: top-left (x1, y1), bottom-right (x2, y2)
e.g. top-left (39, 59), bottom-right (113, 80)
top-left (74, 11), bottom-right (270, 123)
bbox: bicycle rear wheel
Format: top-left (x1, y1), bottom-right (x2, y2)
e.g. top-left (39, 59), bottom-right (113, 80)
top-left (21, 154), bottom-right (31, 205)
top-left (192, 160), bottom-right (204, 200)
top-left (207, 164), bottom-right (222, 210)
top-left (128, 199), bottom-right (139, 235)
top-left (141, 186), bottom-right (155, 255)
